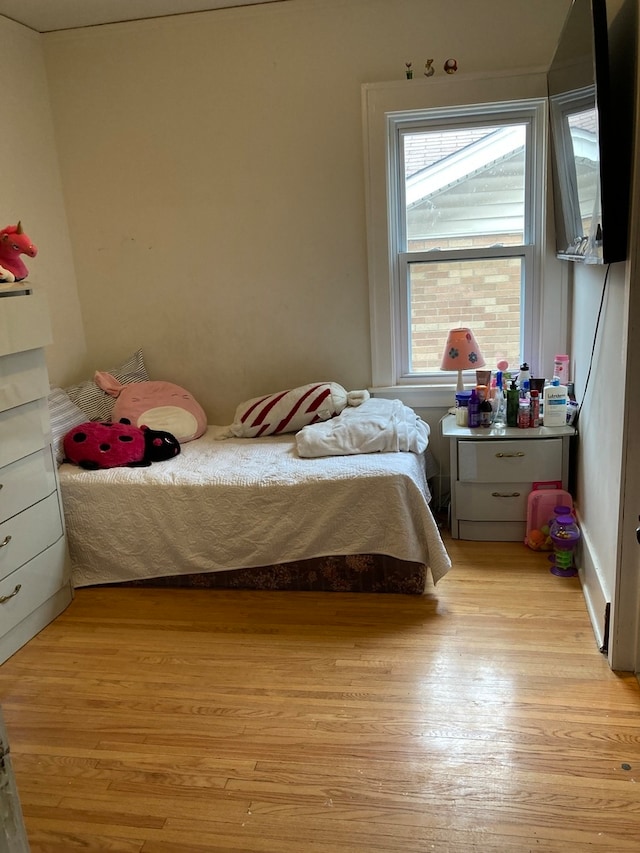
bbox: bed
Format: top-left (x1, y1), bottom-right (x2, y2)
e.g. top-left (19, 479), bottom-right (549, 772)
top-left (57, 424), bottom-right (451, 594)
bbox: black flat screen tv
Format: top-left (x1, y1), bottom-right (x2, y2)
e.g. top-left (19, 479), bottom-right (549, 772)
top-left (547, 0), bottom-right (635, 264)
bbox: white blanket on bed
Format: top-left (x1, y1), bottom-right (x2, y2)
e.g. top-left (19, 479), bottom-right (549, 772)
top-left (58, 428), bottom-right (451, 588)
top-left (296, 397), bottom-right (429, 457)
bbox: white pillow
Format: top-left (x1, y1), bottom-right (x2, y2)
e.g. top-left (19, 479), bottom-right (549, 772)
top-left (230, 382), bottom-right (350, 438)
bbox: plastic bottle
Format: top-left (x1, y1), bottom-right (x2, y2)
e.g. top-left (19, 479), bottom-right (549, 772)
top-left (553, 354), bottom-right (570, 384)
top-left (543, 378), bottom-right (568, 427)
top-left (455, 390), bottom-right (471, 427)
top-left (517, 398), bottom-right (530, 429)
top-left (517, 362), bottom-right (530, 389)
top-left (566, 399), bottom-right (579, 425)
top-left (468, 388), bottom-right (480, 428)
top-left (530, 390), bottom-right (540, 427)
top-left (476, 384), bottom-right (488, 403)
top-left (492, 376), bottom-right (506, 425)
top-left (480, 395), bottom-right (493, 427)
top-left (506, 380), bottom-right (519, 428)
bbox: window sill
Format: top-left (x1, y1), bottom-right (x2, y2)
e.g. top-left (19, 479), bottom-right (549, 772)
top-left (370, 384), bottom-right (458, 409)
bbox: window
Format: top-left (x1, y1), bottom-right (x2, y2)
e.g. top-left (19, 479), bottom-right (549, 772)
top-left (392, 101), bottom-right (546, 381)
top-left (363, 74), bottom-right (568, 404)
top-left (549, 86), bottom-right (600, 256)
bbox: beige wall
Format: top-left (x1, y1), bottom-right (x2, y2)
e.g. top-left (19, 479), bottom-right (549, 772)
top-left (0, 17), bottom-right (85, 385)
top-left (571, 261), bottom-right (627, 624)
top-left (39, 0), bottom-right (570, 424)
top-left (562, 0), bottom-right (637, 652)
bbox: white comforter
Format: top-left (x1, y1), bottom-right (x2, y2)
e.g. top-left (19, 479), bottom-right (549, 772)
top-left (58, 427), bottom-right (451, 588)
top-left (296, 397), bottom-right (430, 457)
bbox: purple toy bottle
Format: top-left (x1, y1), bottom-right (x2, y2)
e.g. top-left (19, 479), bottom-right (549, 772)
top-left (549, 514), bottom-right (580, 577)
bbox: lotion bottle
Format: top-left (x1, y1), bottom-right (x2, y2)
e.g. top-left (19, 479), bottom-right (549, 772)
top-left (543, 378), bottom-right (567, 427)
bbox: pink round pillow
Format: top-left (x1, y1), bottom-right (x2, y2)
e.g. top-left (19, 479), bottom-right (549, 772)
top-left (94, 372), bottom-right (207, 443)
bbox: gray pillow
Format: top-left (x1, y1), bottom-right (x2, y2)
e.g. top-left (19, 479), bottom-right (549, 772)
top-left (47, 387), bottom-right (87, 464)
top-left (64, 349), bottom-right (148, 422)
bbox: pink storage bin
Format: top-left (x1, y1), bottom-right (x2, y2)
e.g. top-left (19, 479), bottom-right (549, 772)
top-left (524, 481), bottom-right (574, 551)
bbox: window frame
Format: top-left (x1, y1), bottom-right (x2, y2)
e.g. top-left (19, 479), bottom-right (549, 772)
top-left (393, 102), bottom-right (544, 379)
top-left (549, 85), bottom-right (599, 256)
top-left (362, 72), bottom-right (569, 407)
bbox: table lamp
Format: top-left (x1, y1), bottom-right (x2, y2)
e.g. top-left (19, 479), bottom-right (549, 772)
top-left (440, 327), bottom-right (485, 392)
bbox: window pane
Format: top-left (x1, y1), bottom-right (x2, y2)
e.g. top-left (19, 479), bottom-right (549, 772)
top-left (408, 258), bottom-right (522, 373)
top-left (403, 124), bottom-right (527, 249)
top-left (567, 107), bottom-right (599, 239)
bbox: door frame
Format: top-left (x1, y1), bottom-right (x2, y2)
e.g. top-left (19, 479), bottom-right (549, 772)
top-left (608, 78), bottom-right (640, 671)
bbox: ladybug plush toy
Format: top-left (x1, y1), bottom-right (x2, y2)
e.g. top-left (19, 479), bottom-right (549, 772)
top-left (63, 419), bottom-right (180, 470)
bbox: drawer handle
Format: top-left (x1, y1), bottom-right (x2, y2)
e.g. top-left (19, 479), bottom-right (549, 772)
top-left (491, 491), bottom-right (521, 498)
top-left (0, 583), bottom-right (21, 604)
top-left (495, 451), bottom-right (525, 458)
top-left (0, 535), bottom-right (11, 548)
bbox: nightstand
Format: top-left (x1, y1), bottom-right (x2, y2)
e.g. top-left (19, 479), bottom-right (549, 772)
top-left (441, 414), bottom-right (576, 541)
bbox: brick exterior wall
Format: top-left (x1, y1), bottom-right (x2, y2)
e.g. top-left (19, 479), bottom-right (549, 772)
top-left (408, 233), bottom-right (522, 373)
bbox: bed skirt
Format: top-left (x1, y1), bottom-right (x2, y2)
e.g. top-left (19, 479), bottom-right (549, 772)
top-left (109, 554), bottom-right (428, 595)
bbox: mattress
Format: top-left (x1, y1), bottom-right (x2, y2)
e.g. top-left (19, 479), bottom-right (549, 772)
top-left (58, 427), bottom-right (451, 588)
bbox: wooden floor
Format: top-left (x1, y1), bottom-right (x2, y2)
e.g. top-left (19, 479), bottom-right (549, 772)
top-left (2, 536), bottom-right (640, 852)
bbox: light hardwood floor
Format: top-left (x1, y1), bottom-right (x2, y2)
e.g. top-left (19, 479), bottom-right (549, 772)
top-left (2, 536), bottom-right (640, 852)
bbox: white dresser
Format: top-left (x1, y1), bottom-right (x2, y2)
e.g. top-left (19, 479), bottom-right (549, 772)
top-left (0, 285), bottom-right (73, 665)
top-left (441, 414), bottom-right (576, 541)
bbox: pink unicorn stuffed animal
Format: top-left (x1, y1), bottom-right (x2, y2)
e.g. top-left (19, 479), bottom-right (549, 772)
top-left (0, 221), bottom-right (37, 282)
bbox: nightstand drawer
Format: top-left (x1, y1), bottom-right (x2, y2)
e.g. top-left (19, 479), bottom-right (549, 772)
top-left (458, 520), bottom-right (526, 542)
top-left (458, 438), bottom-right (563, 483)
top-left (456, 482), bottom-right (529, 522)
top-left (0, 398), bottom-right (49, 468)
top-left (0, 493), bottom-right (63, 582)
top-left (0, 448), bottom-right (57, 523)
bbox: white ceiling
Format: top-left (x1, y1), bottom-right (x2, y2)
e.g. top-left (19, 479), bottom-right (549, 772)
top-left (0, 0), bottom-right (282, 33)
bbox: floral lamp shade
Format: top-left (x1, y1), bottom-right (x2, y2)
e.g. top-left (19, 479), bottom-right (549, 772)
top-left (440, 327), bottom-right (485, 391)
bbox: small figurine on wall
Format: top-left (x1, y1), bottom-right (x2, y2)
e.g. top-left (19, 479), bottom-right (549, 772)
top-left (405, 61), bottom-right (413, 79)
top-left (444, 58), bottom-right (458, 74)
top-left (424, 59), bottom-right (435, 77)
top-left (0, 221), bottom-right (37, 282)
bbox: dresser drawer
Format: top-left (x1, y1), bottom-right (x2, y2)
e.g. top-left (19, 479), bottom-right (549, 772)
top-left (0, 348), bottom-right (50, 415)
top-left (458, 520), bottom-right (526, 542)
top-left (457, 438), bottom-right (563, 483)
top-left (456, 481), bottom-right (530, 522)
top-left (0, 398), bottom-right (49, 468)
top-left (0, 291), bottom-right (52, 357)
top-left (0, 448), bottom-right (57, 523)
top-left (0, 493), bottom-right (63, 582)
top-left (0, 538), bottom-right (71, 639)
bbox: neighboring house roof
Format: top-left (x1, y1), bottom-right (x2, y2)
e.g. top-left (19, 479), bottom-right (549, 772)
top-left (404, 122), bottom-right (598, 242)
top-left (405, 126), bottom-right (527, 241)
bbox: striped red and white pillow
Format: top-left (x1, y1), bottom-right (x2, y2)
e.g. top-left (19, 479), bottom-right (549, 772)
top-left (230, 382), bottom-right (348, 438)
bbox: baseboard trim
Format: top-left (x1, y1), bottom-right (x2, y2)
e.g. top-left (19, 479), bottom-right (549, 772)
top-left (576, 519), bottom-right (611, 653)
